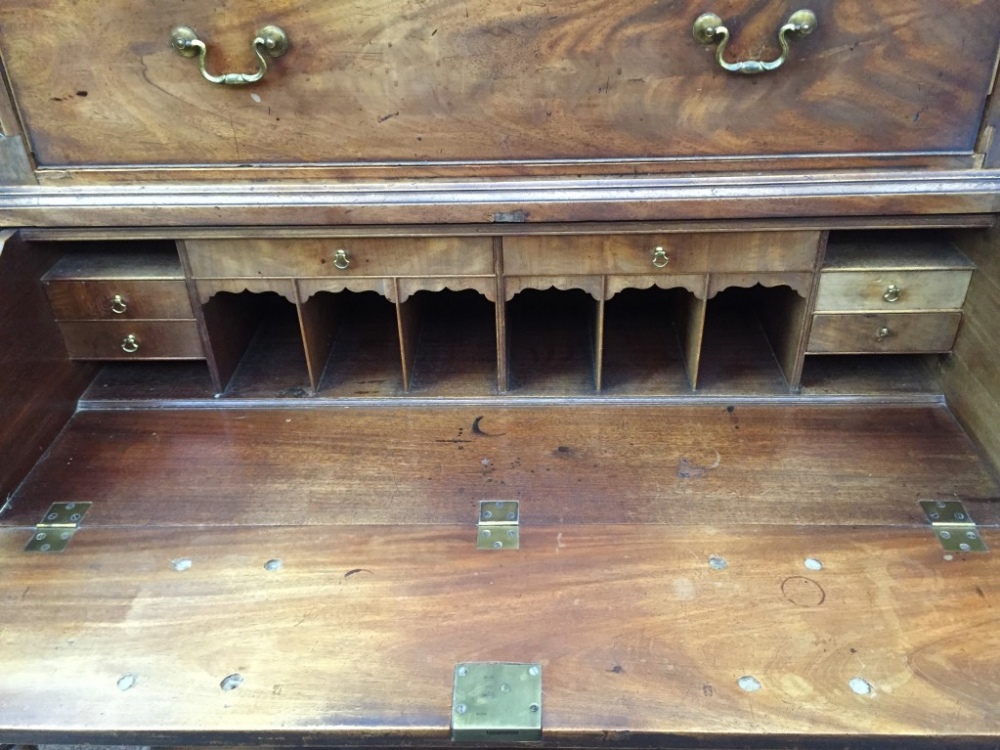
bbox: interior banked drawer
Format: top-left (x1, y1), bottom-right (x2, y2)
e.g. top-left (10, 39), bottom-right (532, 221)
top-left (184, 237), bottom-right (495, 279)
top-left (57, 319), bottom-right (204, 360)
top-left (807, 312), bottom-right (963, 354)
top-left (503, 231), bottom-right (821, 275)
top-left (44, 279), bottom-right (193, 320)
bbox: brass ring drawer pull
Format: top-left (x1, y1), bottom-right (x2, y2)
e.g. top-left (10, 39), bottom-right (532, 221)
top-left (121, 334), bottom-right (140, 353)
top-left (333, 249), bottom-right (351, 270)
top-left (693, 10), bottom-right (817, 75)
top-left (883, 284), bottom-right (901, 303)
top-left (876, 326), bottom-right (891, 341)
top-left (651, 246), bottom-right (670, 268)
top-left (170, 25), bottom-right (290, 86)
top-left (110, 294), bottom-right (128, 315)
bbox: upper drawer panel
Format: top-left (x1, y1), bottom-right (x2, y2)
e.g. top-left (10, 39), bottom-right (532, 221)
top-left (185, 238), bottom-right (494, 278)
top-left (503, 231), bottom-right (820, 275)
top-left (0, 1), bottom-right (997, 171)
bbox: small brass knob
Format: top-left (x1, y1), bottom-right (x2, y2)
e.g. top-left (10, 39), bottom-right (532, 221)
top-left (651, 246), bottom-right (670, 268)
top-left (121, 334), bottom-right (140, 353)
top-left (110, 294), bottom-right (128, 315)
top-left (876, 326), bottom-right (891, 341)
top-left (883, 284), bottom-right (901, 303)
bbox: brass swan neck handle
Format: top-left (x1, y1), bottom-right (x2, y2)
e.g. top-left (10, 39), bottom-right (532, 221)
top-left (693, 10), bottom-right (817, 75)
top-left (170, 25), bottom-right (289, 86)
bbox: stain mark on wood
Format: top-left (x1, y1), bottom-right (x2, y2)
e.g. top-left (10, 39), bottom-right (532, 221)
top-left (975, 585), bottom-right (986, 599)
top-left (703, 683), bottom-right (715, 697)
top-left (781, 576), bottom-right (827, 607)
top-left (378, 111), bottom-right (400, 123)
top-left (345, 568), bottom-right (374, 578)
top-left (677, 450), bottom-right (721, 479)
top-left (472, 416), bottom-right (506, 437)
top-left (608, 664), bottom-right (623, 674)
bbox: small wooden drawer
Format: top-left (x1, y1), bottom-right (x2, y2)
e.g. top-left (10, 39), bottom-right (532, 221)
top-left (57, 320), bottom-right (204, 360)
top-left (814, 270), bottom-right (973, 313)
top-left (502, 232), bottom-right (820, 276)
top-left (817, 235), bottom-right (975, 312)
top-left (807, 312), bottom-right (963, 354)
top-left (44, 279), bottom-right (193, 321)
top-left (185, 238), bottom-right (495, 279)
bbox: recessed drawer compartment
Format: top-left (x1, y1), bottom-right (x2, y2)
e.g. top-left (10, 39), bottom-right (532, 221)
top-left (185, 238), bottom-right (495, 279)
top-left (503, 232), bottom-right (820, 276)
top-left (2, 2), bottom-right (996, 173)
top-left (57, 320), bottom-right (204, 360)
top-left (807, 312), bottom-right (962, 354)
top-left (814, 270), bottom-right (973, 312)
top-left (44, 279), bottom-right (193, 321)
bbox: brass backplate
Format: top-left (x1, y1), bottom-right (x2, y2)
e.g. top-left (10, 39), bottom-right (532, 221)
top-left (24, 502), bottom-right (92, 553)
top-left (452, 662), bottom-right (542, 743)
top-left (920, 500), bottom-right (988, 553)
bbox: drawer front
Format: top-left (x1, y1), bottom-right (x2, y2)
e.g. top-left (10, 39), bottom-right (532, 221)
top-left (1, 1), bottom-right (996, 171)
top-left (185, 238), bottom-right (494, 279)
top-left (503, 232), bottom-right (819, 276)
top-left (807, 312), bottom-right (962, 354)
top-left (44, 279), bottom-right (193, 321)
top-left (815, 270), bottom-right (973, 312)
top-left (58, 320), bottom-right (204, 360)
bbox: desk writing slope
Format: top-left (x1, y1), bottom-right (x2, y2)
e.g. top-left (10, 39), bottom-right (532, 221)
top-left (1, 405), bottom-right (999, 748)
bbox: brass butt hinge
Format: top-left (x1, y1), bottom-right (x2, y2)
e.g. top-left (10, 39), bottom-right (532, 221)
top-left (452, 662), bottom-right (542, 743)
top-left (25, 502), bottom-right (91, 552)
top-left (477, 500), bottom-right (519, 550)
top-left (920, 500), bottom-right (988, 554)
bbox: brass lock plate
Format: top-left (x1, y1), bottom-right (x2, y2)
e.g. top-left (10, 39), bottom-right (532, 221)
top-left (452, 662), bottom-right (542, 743)
top-left (920, 500), bottom-right (988, 553)
top-left (24, 502), bottom-right (92, 552)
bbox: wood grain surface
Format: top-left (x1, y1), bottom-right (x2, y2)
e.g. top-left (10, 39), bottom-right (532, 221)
top-left (1, 523), bottom-right (1000, 747)
top-left (937, 226), bottom-right (1000, 476)
top-left (0, 0), bottom-right (997, 171)
top-left (0, 232), bottom-right (95, 501)
top-left (3, 404), bottom-right (997, 530)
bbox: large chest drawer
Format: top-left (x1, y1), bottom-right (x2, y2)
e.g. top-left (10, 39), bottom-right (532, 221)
top-left (0, 1), bottom-right (996, 174)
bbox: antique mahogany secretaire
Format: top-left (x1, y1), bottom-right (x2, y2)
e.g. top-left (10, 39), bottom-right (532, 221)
top-left (2, 1), bottom-right (1000, 748)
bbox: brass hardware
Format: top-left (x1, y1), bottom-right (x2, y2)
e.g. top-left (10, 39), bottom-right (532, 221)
top-left (110, 294), bottom-right (128, 315)
top-left (883, 284), bottom-right (901, 303)
top-left (121, 334), bottom-right (140, 353)
top-left (651, 246), bottom-right (670, 268)
top-left (25, 502), bottom-right (92, 553)
top-left (170, 25), bottom-right (290, 86)
top-left (478, 500), bottom-right (519, 550)
top-left (452, 663), bottom-right (542, 742)
top-left (693, 9), bottom-right (817, 75)
top-left (920, 500), bottom-right (988, 553)
top-left (876, 326), bottom-right (891, 341)
top-left (332, 249), bottom-right (351, 270)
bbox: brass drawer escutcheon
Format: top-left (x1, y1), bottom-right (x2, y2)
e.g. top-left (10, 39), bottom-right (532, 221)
top-left (693, 9), bottom-right (817, 75)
